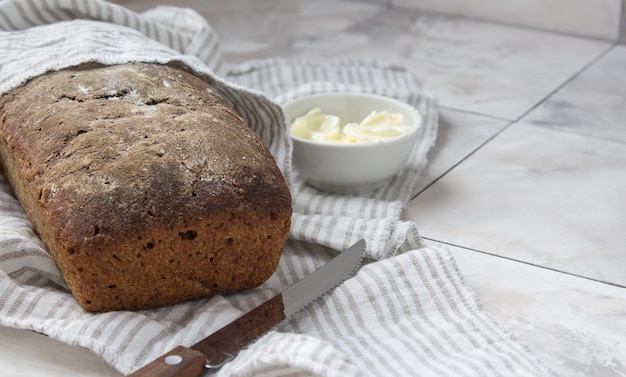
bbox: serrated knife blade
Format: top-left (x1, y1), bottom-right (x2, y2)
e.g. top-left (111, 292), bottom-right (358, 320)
top-left (127, 239), bottom-right (366, 377)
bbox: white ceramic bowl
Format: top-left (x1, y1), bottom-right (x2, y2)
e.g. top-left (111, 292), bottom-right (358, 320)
top-left (283, 92), bottom-right (422, 194)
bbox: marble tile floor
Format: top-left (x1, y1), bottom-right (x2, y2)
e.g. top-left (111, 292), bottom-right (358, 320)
top-left (1, 1), bottom-right (625, 376)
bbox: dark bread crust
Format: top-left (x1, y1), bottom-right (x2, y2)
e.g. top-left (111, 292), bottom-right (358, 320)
top-left (0, 63), bottom-right (292, 312)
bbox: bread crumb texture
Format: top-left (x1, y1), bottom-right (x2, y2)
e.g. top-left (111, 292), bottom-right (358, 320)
top-left (0, 63), bottom-right (292, 312)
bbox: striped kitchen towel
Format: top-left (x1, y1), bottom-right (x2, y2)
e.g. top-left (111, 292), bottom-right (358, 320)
top-left (0, 1), bottom-right (552, 376)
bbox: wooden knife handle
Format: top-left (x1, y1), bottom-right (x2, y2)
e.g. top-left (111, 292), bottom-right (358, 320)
top-left (126, 296), bottom-right (286, 377)
top-left (127, 345), bottom-right (206, 377)
top-left (193, 294), bottom-right (287, 367)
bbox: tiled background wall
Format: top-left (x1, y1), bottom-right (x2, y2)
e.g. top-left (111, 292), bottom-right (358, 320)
top-left (370, 0), bottom-right (626, 43)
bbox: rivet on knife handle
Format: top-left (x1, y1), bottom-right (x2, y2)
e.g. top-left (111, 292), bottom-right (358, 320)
top-left (127, 345), bottom-right (206, 377)
top-left (127, 297), bottom-right (285, 377)
top-left (127, 239), bottom-right (366, 377)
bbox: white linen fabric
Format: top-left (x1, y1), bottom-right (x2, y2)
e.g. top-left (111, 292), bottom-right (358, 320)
top-left (0, 1), bottom-right (552, 376)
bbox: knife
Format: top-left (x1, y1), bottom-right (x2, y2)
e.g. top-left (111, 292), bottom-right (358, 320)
top-left (127, 239), bottom-right (366, 377)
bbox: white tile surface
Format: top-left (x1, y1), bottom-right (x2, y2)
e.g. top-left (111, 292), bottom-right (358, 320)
top-left (413, 109), bottom-right (509, 196)
top-left (525, 45), bottom-right (626, 143)
top-left (121, 0), bottom-right (385, 64)
top-left (295, 8), bottom-right (611, 120)
top-left (0, 325), bottom-right (121, 377)
top-left (447, 244), bottom-right (626, 377)
top-left (392, 0), bottom-right (623, 41)
top-left (407, 122), bottom-right (626, 286)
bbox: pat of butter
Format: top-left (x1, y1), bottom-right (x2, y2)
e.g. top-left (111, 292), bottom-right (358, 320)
top-left (290, 108), bottom-right (418, 144)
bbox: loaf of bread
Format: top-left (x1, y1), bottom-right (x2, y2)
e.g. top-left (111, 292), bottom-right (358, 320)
top-left (0, 63), bottom-right (292, 312)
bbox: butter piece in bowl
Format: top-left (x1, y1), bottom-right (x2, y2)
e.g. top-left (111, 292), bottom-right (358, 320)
top-left (284, 92), bottom-right (423, 194)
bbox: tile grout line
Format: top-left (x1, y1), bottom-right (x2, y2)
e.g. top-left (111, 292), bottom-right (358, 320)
top-left (411, 42), bottom-right (617, 200)
top-left (510, 42), bottom-right (617, 124)
top-left (411, 116), bottom-right (512, 200)
top-left (437, 105), bottom-right (512, 122)
top-left (424, 237), bottom-right (626, 289)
